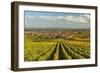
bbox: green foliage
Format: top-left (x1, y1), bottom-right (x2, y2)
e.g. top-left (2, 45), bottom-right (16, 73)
top-left (54, 43), bottom-right (59, 60)
top-left (62, 42), bottom-right (85, 59)
top-left (61, 43), bottom-right (72, 59)
top-left (24, 38), bottom-right (90, 61)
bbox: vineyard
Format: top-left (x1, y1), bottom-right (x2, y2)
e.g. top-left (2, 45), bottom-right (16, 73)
top-left (24, 39), bottom-right (90, 61)
top-left (24, 30), bottom-right (90, 61)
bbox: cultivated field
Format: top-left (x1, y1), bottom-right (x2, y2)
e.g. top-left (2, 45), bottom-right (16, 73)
top-left (24, 29), bottom-right (90, 61)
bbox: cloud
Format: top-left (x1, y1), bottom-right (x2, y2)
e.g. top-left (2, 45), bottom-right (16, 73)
top-left (26, 14), bottom-right (90, 24)
top-left (81, 14), bottom-right (90, 18)
top-left (26, 15), bottom-right (36, 19)
top-left (25, 14), bottom-right (90, 29)
top-left (64, 15), bottom-right (90, 24)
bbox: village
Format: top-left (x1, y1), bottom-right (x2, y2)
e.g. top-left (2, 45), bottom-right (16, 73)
top-left (24, 30), bottom-right (90, 41)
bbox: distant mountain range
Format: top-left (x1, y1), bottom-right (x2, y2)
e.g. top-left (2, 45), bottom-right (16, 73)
top-left (24, 28), bottom-right (90, 31)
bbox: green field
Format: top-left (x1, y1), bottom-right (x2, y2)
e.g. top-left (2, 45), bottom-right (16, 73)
top-left (24, 30), bottom-right (90, 61)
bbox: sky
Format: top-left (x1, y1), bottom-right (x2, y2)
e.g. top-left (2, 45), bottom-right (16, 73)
top-left (24, 11), bottom-right (90, 29)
